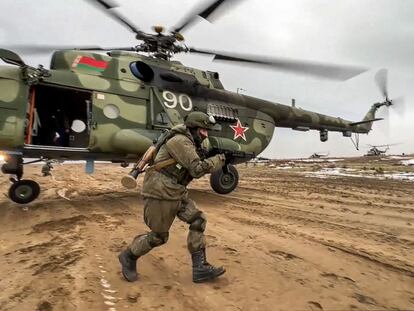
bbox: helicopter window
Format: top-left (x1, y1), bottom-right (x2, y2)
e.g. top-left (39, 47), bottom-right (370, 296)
top-left (130, 61), bottom-right (154, 82)
top-left (155, 112), bottom-right (169, 125)
top-left (71, 120), bottom-right (87, 133)
top-left (103, 104), bottom-right (120, 119)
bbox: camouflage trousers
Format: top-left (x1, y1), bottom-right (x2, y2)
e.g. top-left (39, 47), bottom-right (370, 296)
top-left (129, 197), bottom-right (207, 257)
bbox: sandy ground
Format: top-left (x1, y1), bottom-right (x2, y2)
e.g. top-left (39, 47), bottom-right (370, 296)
top-left (0, 157), bottom-right (413, 311)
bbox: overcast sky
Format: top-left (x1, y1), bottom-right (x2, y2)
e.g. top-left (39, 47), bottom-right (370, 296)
top-left (1, 0), bottom-right (413, 158)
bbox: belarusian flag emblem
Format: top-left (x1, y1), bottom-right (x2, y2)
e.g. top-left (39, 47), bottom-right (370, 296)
top-left (72, 55), bottom-right (108, 72)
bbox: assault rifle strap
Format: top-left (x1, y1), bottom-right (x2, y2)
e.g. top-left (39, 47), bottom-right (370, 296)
top-left (147, 130), bottom-right (178, 172)
top-left (146, 130), bottom-right (175, 167)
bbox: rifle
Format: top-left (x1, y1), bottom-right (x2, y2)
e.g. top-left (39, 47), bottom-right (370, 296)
top-left (121, 130), bottom-right (173, 189)
top-left (198, 147), bottom-right (256, 166)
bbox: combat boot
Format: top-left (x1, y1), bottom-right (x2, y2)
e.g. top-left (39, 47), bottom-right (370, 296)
top-left (118, 248), bottom-right (139, 282)
top-left (191, 248), bottom-right (225, 283)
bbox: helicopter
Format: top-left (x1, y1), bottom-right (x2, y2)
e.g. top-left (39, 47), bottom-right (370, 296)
top-left (364, 144), bottom-right (398, 157)
top-left (0, 0), bottom-right (393, 204)
top-left (309, 152), bottom-right (330, 159)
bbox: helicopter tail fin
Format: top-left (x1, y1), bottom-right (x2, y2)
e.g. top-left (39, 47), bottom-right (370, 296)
top-left (353, 103), bottom-right (385, 133)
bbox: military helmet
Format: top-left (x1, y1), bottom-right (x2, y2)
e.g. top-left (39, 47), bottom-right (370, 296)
top-left (184, 112), bottom-right (216, 130)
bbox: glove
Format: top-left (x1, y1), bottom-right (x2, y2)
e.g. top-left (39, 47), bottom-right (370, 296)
top-left (217, 153), bottom-right (226, 163)
top-left (207, 154), bottom-right (226, 170)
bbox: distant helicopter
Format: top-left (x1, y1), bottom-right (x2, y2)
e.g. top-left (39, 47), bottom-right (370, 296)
top-left (309, 152), bottom-right (330, 159)
top-left (364, 144), bottom-right (398, 156)
top-left (0, 0), bottom-right (393, 204)
top-left (247, 156), bottom-right (271, 164)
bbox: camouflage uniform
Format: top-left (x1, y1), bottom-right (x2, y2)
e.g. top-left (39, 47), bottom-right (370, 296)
top-left (131, 124), bottom-right (225, 255)
top-left (119, 113), bottom-right (226, 283)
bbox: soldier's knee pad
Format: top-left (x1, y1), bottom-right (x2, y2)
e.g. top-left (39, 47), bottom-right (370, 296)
top-left (148, 232), bottom-right (169, 247)
top-left (189, 214), bottom-right (207, 232)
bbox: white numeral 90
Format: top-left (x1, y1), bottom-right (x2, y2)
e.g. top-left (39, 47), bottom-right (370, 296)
top-left (162, 91), bottom-right (192, 111)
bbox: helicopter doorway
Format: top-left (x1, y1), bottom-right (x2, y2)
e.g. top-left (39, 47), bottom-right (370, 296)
top-left (26, 85), bottom-right (92, 148)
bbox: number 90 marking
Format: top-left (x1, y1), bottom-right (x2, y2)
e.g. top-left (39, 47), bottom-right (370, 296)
top-left (162, 91), bottom-right (192, 111)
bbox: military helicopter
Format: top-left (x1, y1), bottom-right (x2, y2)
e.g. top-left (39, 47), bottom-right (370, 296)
top-left (0, 0), bottom-right (392, 204)
top-left (364, 144), bottom-right (398, 157)
top-left (309, 152), bottom-right (330, 159)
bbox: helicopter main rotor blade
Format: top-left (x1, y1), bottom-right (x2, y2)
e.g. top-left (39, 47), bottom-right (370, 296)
top-left (189, 48), bottom-right (367, 81)
top-left (5, 44), bottom-right (135, 54)
top-left (172, 0), bottom-right (236, 33)
top-left (369, 143), bottom-right (401, 148)
top-left (375, 68), bottom-right (388, 99)
top-left (88, 0), bottom-right (143, 35)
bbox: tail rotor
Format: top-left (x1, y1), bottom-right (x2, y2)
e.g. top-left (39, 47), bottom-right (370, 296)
top-left (374, 69), bottom-right (405, 135)
top-left (375, 69), bottom-right (405, 117)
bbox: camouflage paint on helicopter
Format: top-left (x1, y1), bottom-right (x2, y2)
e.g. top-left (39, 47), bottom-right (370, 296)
top-left (1, 49), bottom-right (384, 162)
top-left (0, 50), bottom-right (277, 158)
top-left (0, 66), bottom-right (29, 148)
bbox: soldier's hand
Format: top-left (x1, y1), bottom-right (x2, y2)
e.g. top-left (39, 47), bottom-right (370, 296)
top-left (212, 153), bottom-right (226, 166)
top-left (207, 154), bottom-right (226, 170)
top-left (217, 153), bottom-right (226, 163)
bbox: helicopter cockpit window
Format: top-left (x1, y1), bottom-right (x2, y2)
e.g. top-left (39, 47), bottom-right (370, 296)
top-left (130, 61), bottom-right (154, 82)
top-left (103, 104), bottom-right (120, 119)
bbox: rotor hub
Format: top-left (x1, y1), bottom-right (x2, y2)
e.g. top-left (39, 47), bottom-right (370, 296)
top-left (152, 26), bottom-right (165, 34)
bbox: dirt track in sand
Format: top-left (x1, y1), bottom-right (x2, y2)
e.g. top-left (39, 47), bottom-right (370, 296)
top-left (0, 160), bottom-right (413, 311)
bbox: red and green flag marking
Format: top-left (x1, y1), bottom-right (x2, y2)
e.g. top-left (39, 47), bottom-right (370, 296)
top-left (72, 55), bottom-right (108, 72)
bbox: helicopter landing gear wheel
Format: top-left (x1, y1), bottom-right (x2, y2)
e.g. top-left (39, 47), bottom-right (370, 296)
top-left (8, 180), bottom-right (40, 204)
top-left (210, 164), bottom-right (239, 195)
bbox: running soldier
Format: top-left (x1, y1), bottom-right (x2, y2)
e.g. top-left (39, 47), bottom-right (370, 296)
top-left (119, 111), bottom-right (226, 283)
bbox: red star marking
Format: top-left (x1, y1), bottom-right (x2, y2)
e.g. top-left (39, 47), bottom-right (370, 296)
top-left (230, 119), bottom-right (249, 141)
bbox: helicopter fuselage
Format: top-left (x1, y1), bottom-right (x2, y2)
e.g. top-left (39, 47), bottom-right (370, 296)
top-left (0, 49), bottom-right (385, 204)
top-left (0, 50), bottom-right (375, 164)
